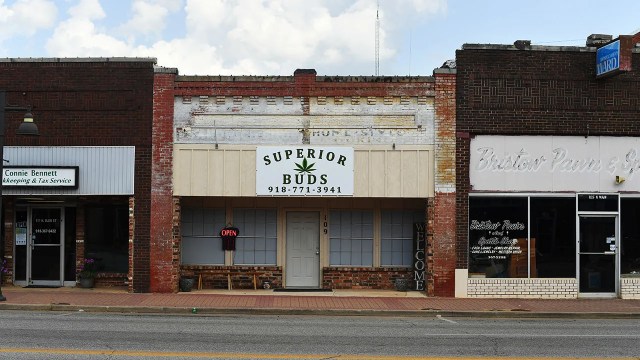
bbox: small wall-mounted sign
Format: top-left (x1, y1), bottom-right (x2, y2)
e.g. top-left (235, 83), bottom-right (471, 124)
top-left (413, 222), bottom-right (426, 291)
top-left (596, 36), bottom-right (635, 79)
top-left (2, 166), bottom-right (79, 189)
top-left (596, 40), bottom-right (621, 77)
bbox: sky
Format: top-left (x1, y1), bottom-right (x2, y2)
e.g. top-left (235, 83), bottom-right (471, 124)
top-left (0, 0), bottom-right (639, 76)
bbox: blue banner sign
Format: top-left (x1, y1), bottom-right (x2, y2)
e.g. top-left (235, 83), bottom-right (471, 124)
top-left (596, 40), bottom-right (620, 77)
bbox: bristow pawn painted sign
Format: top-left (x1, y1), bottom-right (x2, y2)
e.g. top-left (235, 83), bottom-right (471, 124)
top-left (256, 146), bottom-right (354, 196)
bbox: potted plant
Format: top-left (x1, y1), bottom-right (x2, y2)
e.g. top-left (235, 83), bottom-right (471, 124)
top-left (78, 258), bottom-right (97, 288)
top-left (179, 276), bottom-right (195, 292)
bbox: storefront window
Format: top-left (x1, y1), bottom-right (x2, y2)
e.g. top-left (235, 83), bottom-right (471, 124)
top-left (470, 196), bottom-right (577, 279)
top-left (232, 209), bottom-right (277, 265)
top-left (329, 210), bottom-right (373, 266)
top-left (181, 207), bottom-right (226, 265)
top-left (85, 204), bottom-right (129, 273)
top-left (469, 197), bottom-right (528, 278)
top-left (530, 198), bottom-right (575, 277)
top-left (381, 210), bottom-right (423, 267)
top-left (621, 198), bottom-right (640, 275)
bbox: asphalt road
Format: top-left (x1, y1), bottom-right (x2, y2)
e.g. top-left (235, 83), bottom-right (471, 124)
top-left (0, 310), bottom-right (639, 359)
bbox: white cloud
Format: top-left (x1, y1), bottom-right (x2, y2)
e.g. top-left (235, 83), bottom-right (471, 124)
top-left (0, 0), bottom-right (57, 41)
top-left (43, 0), bottom-right (447, 75)
top-left (68, 0), bottom-right (105, 20)
top-left (118, 0), bottom-right (183, 39)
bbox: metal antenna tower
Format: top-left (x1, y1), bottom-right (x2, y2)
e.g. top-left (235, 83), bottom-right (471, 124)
top-left (375, 0), bottom-right (380, 75)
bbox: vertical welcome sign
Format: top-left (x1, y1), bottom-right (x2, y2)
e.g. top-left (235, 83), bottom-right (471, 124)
top-left (413, 222), bottom-right (426, 291)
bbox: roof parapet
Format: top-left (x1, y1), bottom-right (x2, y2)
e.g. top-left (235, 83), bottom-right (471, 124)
top-left (586, 34), bottom-right (613, 47)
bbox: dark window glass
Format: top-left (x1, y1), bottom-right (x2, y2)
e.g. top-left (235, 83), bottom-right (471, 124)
top-left (578, 194), bottom-right (618, 212)
top-left (530, 198), bottom-right (576, 278)
top-left (469, 197), bottom-right (528, 278)
top-left (621, 198), bottom-right (640, 275)
top-left (85, 204), bottom-right (128, 273)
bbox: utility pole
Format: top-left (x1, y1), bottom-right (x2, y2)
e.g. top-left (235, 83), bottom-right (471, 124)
top-left (375, 0), bottom-right (380, 76)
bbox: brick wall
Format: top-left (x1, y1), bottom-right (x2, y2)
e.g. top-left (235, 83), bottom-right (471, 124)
top-left (433, 69), bottom-right (457, 297)
top-left (456, 47), bottom-right (640, 267)
top-left (467, 278), bottom-right (578, 298)
top-left (0, 59), bottom-right (156, 293)
top-left (173, 70), bottom-right (441, 293)
top-left (1, 199), bottom-right (15, 285)
top-left (621, 278), bottom-right (640, 299)
top-left (322, 267), bottom-right (412, 290)
top-left (181, 266), bottom-right (282, 290)
top-left (149, 68), bottom-right (178, 292)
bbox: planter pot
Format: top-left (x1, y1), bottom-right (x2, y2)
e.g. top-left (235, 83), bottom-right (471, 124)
top-left (78, 277), bottom-right (95, 289)
top-left (394, 278), bottom-right (410, 292)
top-left (180, 277), bottom-right (195, 292)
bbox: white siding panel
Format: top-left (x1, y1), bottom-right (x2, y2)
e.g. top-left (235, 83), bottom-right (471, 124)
top-left (240, 150), bottom-right (256, 195)
top-left (174, 145), bottom-right (434, 198)
top-left (209, 150), bottom-right (225, 196)
top-left (401, 151), bottom-right (419, 196)
top-left (386, 151), bottom-right (402, 197)
top-left (4, 146), bottom-right (135, 195)
top-left (190, 150), bottom-right (209, 196)
top-left (368, 151), bottom-right (386, 197)
top-left (223, 150), bottom-right (241, 196)
top-left (174, 149), bottom-right (193, 195)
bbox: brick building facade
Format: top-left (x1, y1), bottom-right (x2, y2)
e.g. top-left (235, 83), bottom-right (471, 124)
top-left (0, 58), bottom-right (157, 293)
top-left (456, 34), bottom-right (640, 298)
top-left (149, 68), bottom-right (457, 295)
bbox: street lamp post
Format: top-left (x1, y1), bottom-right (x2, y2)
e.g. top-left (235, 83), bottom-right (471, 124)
top-left (0, 90), bottom-right (39, 301)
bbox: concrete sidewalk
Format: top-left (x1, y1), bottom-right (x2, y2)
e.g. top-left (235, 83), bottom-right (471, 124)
top-left (1, 286), bottom-right (640, 318)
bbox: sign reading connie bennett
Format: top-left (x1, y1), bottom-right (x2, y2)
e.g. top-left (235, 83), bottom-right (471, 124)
top-left (3, 166), bottom-right (79, 188)
top-left (256, 146), bottom-right (353, 196)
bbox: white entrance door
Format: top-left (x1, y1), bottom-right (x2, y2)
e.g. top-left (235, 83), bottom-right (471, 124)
top-left (286, 212), bottom-right (320, 288)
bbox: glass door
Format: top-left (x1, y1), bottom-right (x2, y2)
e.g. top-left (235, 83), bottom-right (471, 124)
top-left (578, 216), bottom-right (617, 296)
top-left (29, 208), bottom-right (64, 286)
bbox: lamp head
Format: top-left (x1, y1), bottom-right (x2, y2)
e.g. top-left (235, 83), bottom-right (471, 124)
top-left (16, 112), bottom-right (39, 136)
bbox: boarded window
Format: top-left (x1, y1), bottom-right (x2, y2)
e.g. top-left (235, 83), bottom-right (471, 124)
top-left (232, 209), bottom-right (277, 265)
top-left (181, 207), bottom-right (226, 265)
top-left (329, 210), bottom-right (373, 266)
top-left (381, 210), bottom-right (423, 267)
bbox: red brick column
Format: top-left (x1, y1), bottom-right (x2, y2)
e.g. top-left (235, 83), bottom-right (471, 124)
top-left (2, 198), bottom-right (15, 285)
top-left (172, 196), bottom-right (181, 292)
top-left (433, 68), bottom-right (457, 297)
top-left (149, 68), bottom-right (178, 292)
top-left (128, 196), bottom-right (135, 292)
top-left (75, 204), bottom-right (86, 283)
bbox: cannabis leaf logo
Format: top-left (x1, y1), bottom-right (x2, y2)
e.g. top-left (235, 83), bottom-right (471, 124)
top-left (294, 158), bottom-right (316, 173)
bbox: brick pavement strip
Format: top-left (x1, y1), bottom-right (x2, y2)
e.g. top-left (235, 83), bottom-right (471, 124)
top-left (2, 288), bottom-right (640, 318)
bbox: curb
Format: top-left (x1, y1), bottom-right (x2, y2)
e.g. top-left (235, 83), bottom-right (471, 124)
top-left (1, 303), bottom-right (639, 319)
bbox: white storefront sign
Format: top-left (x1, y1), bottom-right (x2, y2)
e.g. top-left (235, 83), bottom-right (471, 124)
top-left (470, 136), bottom-right (640, 192)
top-left (256, 146), bottom-right (354, 196)
top-left (3, 166), bottom-right (78, 188)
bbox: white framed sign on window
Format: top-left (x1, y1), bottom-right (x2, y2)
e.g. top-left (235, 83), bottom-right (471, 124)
top-left (256, 146), bottom-right (354, 196)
